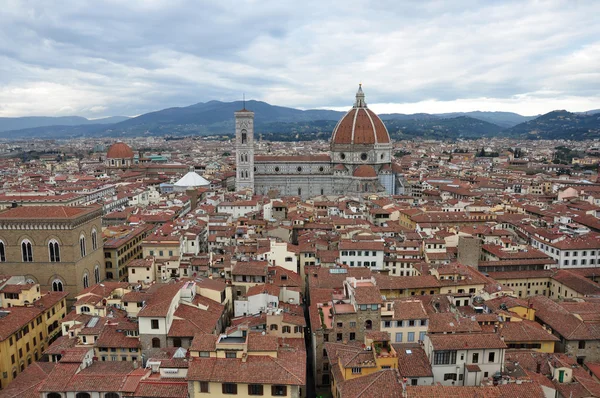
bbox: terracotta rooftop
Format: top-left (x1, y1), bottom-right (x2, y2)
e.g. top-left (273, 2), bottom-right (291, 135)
top-left (0, 205), bottom-right (100, 220)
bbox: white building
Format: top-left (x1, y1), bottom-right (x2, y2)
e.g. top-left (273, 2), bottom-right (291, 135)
top-left (424, 333), bottom-right (507, 386)
top-left (173, 169), bottom-right (210, 192)
top-left (216, 200), bottom-right (261, 219)
top-left (531, 233), bottom-right (600, 269)
top-left (264, 240), bottom-right (298, 273)
top-left (339, 240), bottom-right (385, 270)
top-left (234, 284), bottom-right (279, 317)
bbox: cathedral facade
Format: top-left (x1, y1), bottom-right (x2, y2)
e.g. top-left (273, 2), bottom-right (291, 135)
top-left (235, 86), bottom-right (403, 198)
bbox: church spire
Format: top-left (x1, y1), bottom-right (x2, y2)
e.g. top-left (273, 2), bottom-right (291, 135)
top-left (354, 83), bottom-right (367, 108)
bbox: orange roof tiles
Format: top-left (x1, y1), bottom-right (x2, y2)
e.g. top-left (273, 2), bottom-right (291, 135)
top-left (0, 205), bottom-right (100, 220)
top-left (331, 108), bottom-right (391, 145)
top-left (106, 142), bottom-right (134, 159)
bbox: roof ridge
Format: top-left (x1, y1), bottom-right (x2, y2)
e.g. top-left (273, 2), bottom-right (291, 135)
top-left (270, 354), bottom-right (304, 384)
top-left (355, 369), bottom-right (393, 397)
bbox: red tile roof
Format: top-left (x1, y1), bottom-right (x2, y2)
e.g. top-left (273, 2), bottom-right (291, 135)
top-left (187, 350), bottom-right (305, 386)
top-left (339, 369), bottom-right (403, 398)
top-left (331, 108), bottom-right (390, 145)
top-left (0, 205), bottom-right (100, 220)
top-left (428, 332), bottom-right (507, 350)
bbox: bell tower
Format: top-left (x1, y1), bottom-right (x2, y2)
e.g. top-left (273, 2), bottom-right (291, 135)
top-left (235, 108), bottom-right (255, 192)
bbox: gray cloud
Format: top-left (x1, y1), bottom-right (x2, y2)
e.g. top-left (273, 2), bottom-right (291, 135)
top-left (0, 0), bottom-right (599, 117)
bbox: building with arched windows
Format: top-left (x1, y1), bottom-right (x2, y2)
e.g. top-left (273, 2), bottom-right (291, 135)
top-left (235, 85), bottom-right (404, 198)
top-left (0, 205), bottom-right (104, 303)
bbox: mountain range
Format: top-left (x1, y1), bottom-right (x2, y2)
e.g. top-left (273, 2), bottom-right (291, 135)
top-left (0, 100), bottom-right (599, 140)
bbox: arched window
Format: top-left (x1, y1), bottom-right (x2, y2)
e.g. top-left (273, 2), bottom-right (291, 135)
top-left (91, 229), bottom-right (98, 251)
top-left (269, 324), bottom-right (278, 331)
top-left (241, 130), bottom-right (247, 144)
top-left (48, 393), bottom-right (62, 398)
top-left (80, 235), bottom-right (86, 257)
top-left (282, 326), bottom-right (291, 334)
top-left (80, 306), bottom-right (91, 313)
top-left (0, 240), bottom-right (5, 262)
top-left (94, 265), bottom-right (100, 284)
top-left (21, 239), bottom-right (33, 262)
top-left (365, 320), bottom-right (373, 330)
top-left (152, 338), bottom-right (161, 348)
top-left (83, 273), bottom-right (89, 289)
top-left (49, 240), bottom-right (60, 262)
top-left (52, 279), bottom-right (63, 292)
top-left (105, 393), bottom-right (120, 398)
top-left (75, 393), bottom-right (91, 398)
top-left (106, 272), bottom-right (114, 279)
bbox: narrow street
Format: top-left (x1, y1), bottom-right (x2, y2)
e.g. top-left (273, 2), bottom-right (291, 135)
top-left (303, 299), bottom-right (316, 398)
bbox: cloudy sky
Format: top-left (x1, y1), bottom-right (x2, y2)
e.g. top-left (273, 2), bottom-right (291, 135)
top-left (1, 0), bottom-right (599, 118)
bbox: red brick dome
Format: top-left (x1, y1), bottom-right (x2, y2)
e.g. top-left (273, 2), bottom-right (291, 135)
top-left (353, 165), bottom-right (377, 178)
top-left (331, 85), bottom-right (390, 146)
top-left (106, 142), bottom-right (134, 159)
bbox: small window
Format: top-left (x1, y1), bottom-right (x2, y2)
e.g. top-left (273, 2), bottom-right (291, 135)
top-left (152, 338), bottom-right (161, 348)
top-left (222, 383), bottom-right (237, 395)
top-left (271, 385), bottom-right (287, 396)
top-left (488, 352), bottom-right (495, 362)
top-left (199, 381), bottom-right (209, 393)
top-left (579, 341), bottom-right (586, 349)
top-left (226, 351), bottom-right (237, 358)
top-left (248, 384), bottom-right (263, 395)
top-left (297, 166), bottom-right (302, 172)
top-left (151, 319), bottom-right (159, 329)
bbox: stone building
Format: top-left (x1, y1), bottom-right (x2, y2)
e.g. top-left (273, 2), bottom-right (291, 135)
top-left (0, 205), bottom-right (104, 301)
top-left (235, 85), bottom-right (404, 198)
top-left (311, 275), bottom-right (382, 387)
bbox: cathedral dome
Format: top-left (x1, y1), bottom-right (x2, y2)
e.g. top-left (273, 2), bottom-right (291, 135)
top-left (331, 85), bottom-right (390, 146)
top-left (106, 142), bottom-right (134, 159)
top-left (353, 165), bottom-right (377, 178)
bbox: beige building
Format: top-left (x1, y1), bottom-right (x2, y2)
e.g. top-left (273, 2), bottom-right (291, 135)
top-left (103, 224), bottom-right (153, 281)
top-left (0, 205), bottom-right (104, 301)
top-left (381, 299), bottom-right (429, 344)
top-left (0, 277), bottom-right (68, 389)
top-left (188, 332), bottom-right (306, 398)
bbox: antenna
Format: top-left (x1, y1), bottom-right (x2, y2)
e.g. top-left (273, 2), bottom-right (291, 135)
top-left (243, 93), bottom-right (246, 110)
